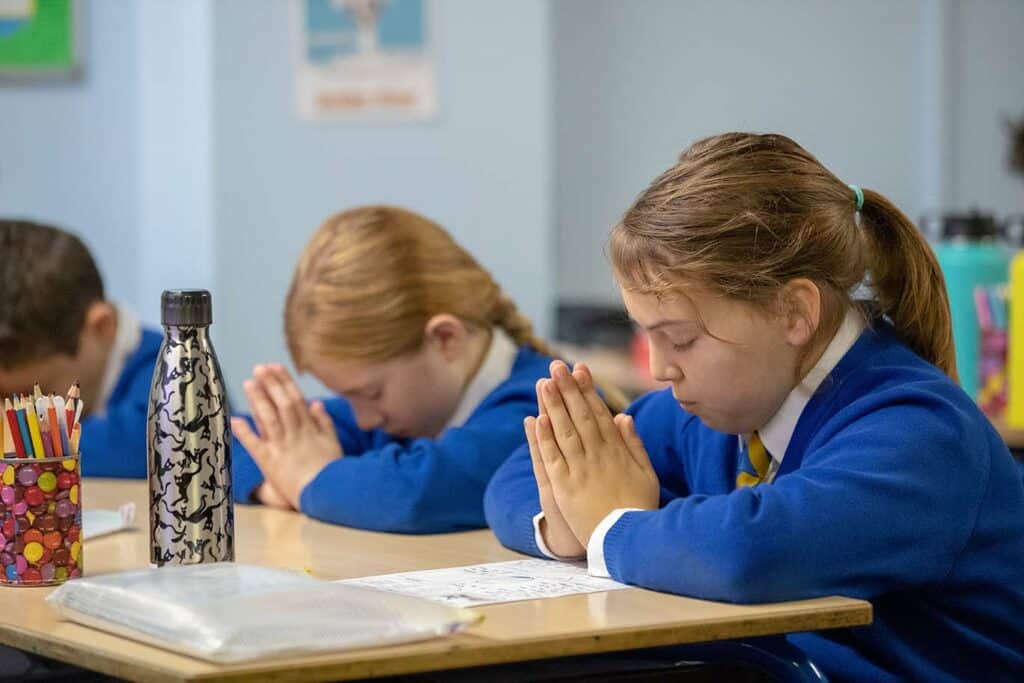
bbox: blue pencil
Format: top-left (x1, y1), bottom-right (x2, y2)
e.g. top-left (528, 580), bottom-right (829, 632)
top-left (15, 399), bottom-right (34, 458)
top-left (990, 286), bottom-right (1008, 331)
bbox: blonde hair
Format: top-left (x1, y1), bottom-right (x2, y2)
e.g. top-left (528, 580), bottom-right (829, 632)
top-left (286, 206), bottom-right (630, 413)
top-left (609, 132), bottom-right (957, 381)
top-left (285, 206), bottom-right (554, 368)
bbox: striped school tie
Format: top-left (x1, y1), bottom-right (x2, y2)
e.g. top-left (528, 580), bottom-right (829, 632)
top-left (736, 431), bottom-right (772, 488)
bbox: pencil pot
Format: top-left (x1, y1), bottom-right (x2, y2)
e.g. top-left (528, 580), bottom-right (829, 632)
top-left (978, 327), bottom-right (1008, 418)
top-left (933, 212), bottom-right (1008, 401)
top-left (1006, 220), bottom-right (1024, 427)
top-left (0, 455), bottom-right (82, 586)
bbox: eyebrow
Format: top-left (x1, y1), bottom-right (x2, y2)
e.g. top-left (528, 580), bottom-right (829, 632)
top-left (631, 318), bottom-right (698, 333)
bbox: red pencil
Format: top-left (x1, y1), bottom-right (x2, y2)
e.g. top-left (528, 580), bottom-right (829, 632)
top-left (65, 382), bottom-right (77, 430)
top-left (4, 398), bottom-right (27, 459)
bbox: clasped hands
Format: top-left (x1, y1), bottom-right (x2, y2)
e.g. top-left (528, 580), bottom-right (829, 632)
top-left (230, 364), bottom-right (343, 510)
top-left (526, 360), bottom-right (659, 558)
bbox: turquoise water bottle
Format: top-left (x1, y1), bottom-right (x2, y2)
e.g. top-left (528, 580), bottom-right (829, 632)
top-left (933, 213), bottom-right (1008, 401)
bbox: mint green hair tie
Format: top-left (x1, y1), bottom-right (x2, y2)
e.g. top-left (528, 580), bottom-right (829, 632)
top-left (848, 184), bottom-right (864, 211)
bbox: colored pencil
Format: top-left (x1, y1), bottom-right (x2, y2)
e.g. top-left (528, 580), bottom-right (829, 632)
top-left (15, 398), bottom-right (34, 457)
top-left (23, 394), bottom-right (46, 459)
top-left (65, 382), bottom-right (76, 430)
top-left (70, 423), bottom-right (81, 455)
top-left (45, 396), bottom-right (64, 458)
top-left (974, 286), bottom-right (993, 330)
top-left (1, 412), bottom-right (13, 457)
top-left (37, 411), bottom-right (54, 459)
top-left (53, 396), bottom-right (71, 456)
top-left (3, 399), bottom-right (24, 458)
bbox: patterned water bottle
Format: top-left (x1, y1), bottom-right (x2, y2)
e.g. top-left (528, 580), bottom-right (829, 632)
top-left (147, 290), bottom-right (234, 566)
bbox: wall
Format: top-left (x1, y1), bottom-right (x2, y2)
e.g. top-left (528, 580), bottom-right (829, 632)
top-left (0, 0), bottom-right (141, 308)
top-left (553, 0), bottom-right (1024, 305)
top-left (210, 0), bottom-right (553, 399)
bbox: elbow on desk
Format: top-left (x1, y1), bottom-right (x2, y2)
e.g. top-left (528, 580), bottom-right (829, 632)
top-left (303, 481), bottom-right (484, 534)
top-left (616, 538), bottom-right (815, 605)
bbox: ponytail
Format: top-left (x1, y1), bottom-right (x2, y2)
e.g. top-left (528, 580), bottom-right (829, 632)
top-left (490, 294), bottom-right (631, 413)
top-left (859, 190), bottom-right (958, 381)
top-left (491, 292), bottom-right (558, 359)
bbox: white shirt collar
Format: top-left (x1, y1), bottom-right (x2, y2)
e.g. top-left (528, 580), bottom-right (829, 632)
top-left (751, 307), bottom-right (866, 465)
top-left (95, 304), bottom-right (142, 415)
top-left (442, 328), bottom-right (519, 431)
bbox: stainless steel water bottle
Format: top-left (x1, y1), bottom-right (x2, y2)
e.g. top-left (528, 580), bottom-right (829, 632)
top-left (147, 290), bottom-right (234, 566)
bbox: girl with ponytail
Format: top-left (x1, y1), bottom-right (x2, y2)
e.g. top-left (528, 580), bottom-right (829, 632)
top-left (231, 206), bottom-right (575, 533)
top-left (485, 133), bottom-right (1024, 680)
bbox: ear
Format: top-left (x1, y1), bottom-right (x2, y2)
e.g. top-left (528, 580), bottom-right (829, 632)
top-left (779, 279), bottom-right (821, 348)
top-left (80, 301), bottom-right (118, 346)
top-left (423, 314), bottom-right (469, 362)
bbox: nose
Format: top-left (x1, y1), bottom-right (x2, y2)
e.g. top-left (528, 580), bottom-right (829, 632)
top-left (353, 405), bottom-right (385, 432)
top-left (648, 343), bottom-right (683, 384)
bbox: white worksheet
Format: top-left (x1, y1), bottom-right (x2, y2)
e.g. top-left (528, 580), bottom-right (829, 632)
top-left (82, 503), bottom-right (136, 540)
top-left (338, 559), bottom-right (628, 607)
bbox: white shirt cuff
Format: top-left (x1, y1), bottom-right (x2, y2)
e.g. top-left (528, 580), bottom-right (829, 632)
top-left (587, 508), bottom-right (641, 578)
top-left (532, 512), bottom-right (585, 560)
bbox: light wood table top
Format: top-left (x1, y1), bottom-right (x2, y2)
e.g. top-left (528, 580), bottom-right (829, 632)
top-left (0, 480), bottom-right (872, 682)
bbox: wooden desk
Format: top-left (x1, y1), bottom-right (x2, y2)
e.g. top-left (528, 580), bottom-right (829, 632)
top-left (0, 480), bottom-right (872, 683)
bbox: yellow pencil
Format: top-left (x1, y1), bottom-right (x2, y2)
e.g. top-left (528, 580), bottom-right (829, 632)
top-left (24, 394), bottom-right (46, 460)
top-left (1, 413), bottom-right (12, 457)
top-left (70, 423), bottom-right (81, 456)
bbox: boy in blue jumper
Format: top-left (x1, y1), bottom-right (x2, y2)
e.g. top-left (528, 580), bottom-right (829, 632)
top-left (230, 207), bottom-right (619, 533)
top-left (485, 133), bottom-right (1024, 682)
top-left (0, 220), bottom-right (159, 477)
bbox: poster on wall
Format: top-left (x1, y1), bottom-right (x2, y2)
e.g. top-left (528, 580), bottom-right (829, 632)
top-left (292, 0), bottom-right (437, 121)
top-left (0, 0), bottom-right (80, 80)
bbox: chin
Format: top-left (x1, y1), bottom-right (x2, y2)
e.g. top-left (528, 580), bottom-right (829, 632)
top-left (692, 413), bottom-right (740, 435)
top-left (393, 425), bottom-right (431, 439)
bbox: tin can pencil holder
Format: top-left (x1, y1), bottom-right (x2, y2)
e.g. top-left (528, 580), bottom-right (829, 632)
top-left (0, 454), bottom-right (82, 586)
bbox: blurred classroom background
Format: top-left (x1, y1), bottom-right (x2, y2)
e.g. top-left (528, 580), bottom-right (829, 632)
top-left (2, 0), bottom-right (1023, 427)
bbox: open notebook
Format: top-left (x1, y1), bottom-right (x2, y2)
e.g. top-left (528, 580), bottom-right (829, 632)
top-left (46, 563), bottom-right (479, 663)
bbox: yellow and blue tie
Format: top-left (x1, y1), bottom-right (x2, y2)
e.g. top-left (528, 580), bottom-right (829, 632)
top-left (736, 431), bottom-right (771, 489)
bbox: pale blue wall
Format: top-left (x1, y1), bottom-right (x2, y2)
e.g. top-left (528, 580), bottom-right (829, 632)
top-left (0, 0), bottom-right (141, 309)
top-left (210, 0), bottom-right (553, 401)
top-left (952, 0), bottom-right (1024, 213)
top-left (553, 0), bottom-right (1024, 304)
top-left (3, 0), bottom-right (1022, 402)
top-left (0, 0), bottom-right (553, 407)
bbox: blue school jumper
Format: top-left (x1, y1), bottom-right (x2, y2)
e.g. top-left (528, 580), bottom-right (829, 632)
top-left (485, 322), bottom-right (1024, 682)
top-left (233, 345), bottom-right (554, 534)
top-left (81, 329), bottom-right (162, 478)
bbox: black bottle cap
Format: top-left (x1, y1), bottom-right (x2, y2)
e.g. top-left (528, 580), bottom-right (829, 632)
top-left (941, 212), bottom-right (999, 240)
top-left (161, 290), bottom-right (212, 326)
